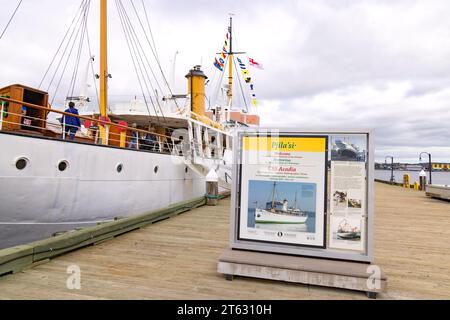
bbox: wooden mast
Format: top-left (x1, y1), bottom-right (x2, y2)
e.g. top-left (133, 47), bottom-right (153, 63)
top-left (227, 16), bottom-right (233, 107)
top-left (99, 0), bottom-right (108, 144)
top-left (271, 182), bottom-right (276, 209)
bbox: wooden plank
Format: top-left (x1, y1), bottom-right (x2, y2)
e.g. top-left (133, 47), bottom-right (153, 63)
top-left (0, 183), bottom-right (449, 299)
top-left (0, 245), bottom-right (34, 276)
top-left (0, 196), bottom-right (206, 271)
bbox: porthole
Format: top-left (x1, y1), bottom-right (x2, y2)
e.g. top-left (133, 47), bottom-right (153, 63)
top-left (15, 157), bottom-right (29, 170)
top-left (58, 160), bottom-right (69, 172)
top-left (117, 163), bottom-right (123, 173)
top-left (154, 165), bottom-right (159, 174)
top-left (185, 166), bottom-right (188, 173)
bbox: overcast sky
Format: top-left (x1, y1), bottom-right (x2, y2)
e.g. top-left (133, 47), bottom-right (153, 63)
top-left (1, 0), bottom-right (449, 162)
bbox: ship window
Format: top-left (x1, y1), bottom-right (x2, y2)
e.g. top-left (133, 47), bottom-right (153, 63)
top-left (117, 163), bottom-right (123, 173)
top-left (15, 157), bottom-right (28, 170)
top-left (58, 160), bottom-right (69, 172)
top-left (154, 166), bottom-right (159, 174)
top-left (185, 166), bottom-right (188, 173)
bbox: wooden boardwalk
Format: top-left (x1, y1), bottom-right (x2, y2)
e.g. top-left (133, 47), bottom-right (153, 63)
top-left (0, 182), bottom-right (449, 299)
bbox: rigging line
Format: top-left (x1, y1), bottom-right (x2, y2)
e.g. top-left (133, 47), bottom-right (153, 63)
top-left (117, 0), bottom-right (160, 121)
top-left (212, 57), bottom-right (228, 108)
top-left (68, 3), bottom-right (89, 98)
top-left (68, 0), bottom-right (91, 99)
top-left (39, 0), bottom-right (86, 89)
top-left (121, 5), bottom-right (168, 128)
top-left (127, 0), bottom-right (182, 114)
top-left (212, 59), bottom-right (226, 104)
top-left (206, 65), bottom-right (219, 110)
top-left (140, 0), bottom-right (160, 63)
top-left (205, 59), bottom-right (218, 110)
top-left (126, 1), bottom-right (164, 94)
top-left (0, 0), bottom-right (23, 41)
top-left (205, 74), bottom-right (217, 111)
top-left (46, 0), bottom-right (88, 93)
top-left (233, 55), bottom-right (249, 112)
top-left (232, 27), bottom-right (239, 54)
top-left (128, 0), bottom-right (161, 82)
top-left (119, 1), bottom-right (167, 123)
top-left (115, 0), bottom-right (161, 126)
top-left (51, 15), bottom-right (85, 105)
top-left (85, 23), bottom-right (100, 112)
top-left (51, 2), bottom-right (89, 105)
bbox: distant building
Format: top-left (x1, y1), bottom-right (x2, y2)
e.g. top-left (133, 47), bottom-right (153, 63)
top-left (431, 163), bottom-right (450, 171)
top-left (375, 162), bottom-right (450, 171)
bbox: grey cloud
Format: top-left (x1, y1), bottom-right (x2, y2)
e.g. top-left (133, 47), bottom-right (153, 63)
top-left (1, 0), bottom-right (449, 163)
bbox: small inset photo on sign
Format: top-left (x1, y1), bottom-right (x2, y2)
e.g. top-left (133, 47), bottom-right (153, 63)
top-left (348, 198), bottom-right (362, 209)
top-left (333, 190), bottom-right (347, 208)
top-left (247, 180), bottom-right (316, 233)
top-left (330, 136), bottom-right (366, 162)
top-left (332, 217), bottom-right (362, 241)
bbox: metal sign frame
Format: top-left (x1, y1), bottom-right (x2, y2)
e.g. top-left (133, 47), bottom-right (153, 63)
top-left (229, 128), bottom-right (374, 263)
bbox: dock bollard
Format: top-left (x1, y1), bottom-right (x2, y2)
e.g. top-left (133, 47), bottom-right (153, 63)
top-left (206, 169), bottom-right (219, 206)
top-left (419, 169), bottom-right (427, 191)
top-left (402, 174), bottom-right (410, 188)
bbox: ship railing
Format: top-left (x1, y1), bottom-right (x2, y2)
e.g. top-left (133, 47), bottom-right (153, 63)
top-left (0, 96), bottom-right (228, 160)
top-left (0, 109), bottom-right (176, 154)
top-left (0, 111), bottom-right (227, 159)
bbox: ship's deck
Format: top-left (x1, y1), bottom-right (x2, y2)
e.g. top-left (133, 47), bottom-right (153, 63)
top-left (0, 182), bottom-right (449, 299)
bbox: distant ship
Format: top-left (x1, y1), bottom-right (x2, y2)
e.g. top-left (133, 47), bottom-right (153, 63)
top-left (255, 182), bottom-right (307, 224)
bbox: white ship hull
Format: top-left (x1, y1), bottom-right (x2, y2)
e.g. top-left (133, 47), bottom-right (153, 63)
top-left (255, 208), bottom-right (307, 224)
top-left (0, 133), bottom-right (206, 249)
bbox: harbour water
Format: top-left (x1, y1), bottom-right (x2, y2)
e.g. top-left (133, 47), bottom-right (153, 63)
top-left (375, 170), bottom-right (450, 185)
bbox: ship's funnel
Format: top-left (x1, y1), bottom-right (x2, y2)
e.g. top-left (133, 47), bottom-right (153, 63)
top-left (186, 65), bottom-right (207, 117)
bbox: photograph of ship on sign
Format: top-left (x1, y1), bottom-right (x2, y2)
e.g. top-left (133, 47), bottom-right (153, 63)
top-left (247, 180), bottom-right (316, 233)
top-left (348, 198), bottom-right (362, 209)
top-left (333, 218), bottom-right (362, 241)
top-left (331, 135), bottom-right (366, 162)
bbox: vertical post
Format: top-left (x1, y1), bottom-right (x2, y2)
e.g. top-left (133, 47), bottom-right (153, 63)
top-left (428, 154), bottom-right (432, 185)
top-left (94, 126), bottom-right (99, 144)
top-left (419, 170), bottom-right (427, 191)
top-left (385, 156), bottom-right (394, 184)
top-left (390, 157), bottom-right (394, 184)
top-left (119, 131), bottom-right (126, 148)
top-left (271, 182), bottom-right (276, 209)
top-left (206, 169), bottom-right (219, 206)
top-left (62, 121), bottom-right (66, 140)
top-left (105, 124), bottom-right (109, 145)
top-left (99, 0), bottom-right (108, 145)
top-left (227, 17), bottom-right (233, 107)
top-left (0, 101), bottom-right (4, 131)
top-left (402, 174), bottom-right (410, 188)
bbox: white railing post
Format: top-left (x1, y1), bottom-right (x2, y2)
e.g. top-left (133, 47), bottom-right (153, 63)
top-left (94, 127), bottom-right (99, 144)
top-left (62, 120), bottom-right (66, 139)
top-left (105, 125), bottom-right (109, 145)
top-left (0, 101), bottom-right (4, 131)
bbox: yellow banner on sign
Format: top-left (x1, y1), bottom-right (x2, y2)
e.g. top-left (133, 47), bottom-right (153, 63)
top-left (243, 136), bottom-right (326, 152)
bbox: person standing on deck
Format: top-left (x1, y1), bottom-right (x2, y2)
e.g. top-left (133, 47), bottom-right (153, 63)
top-left (61, 101), bottom-right (81, 141)
top-left (128, 123), bottom-right (138, 149)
